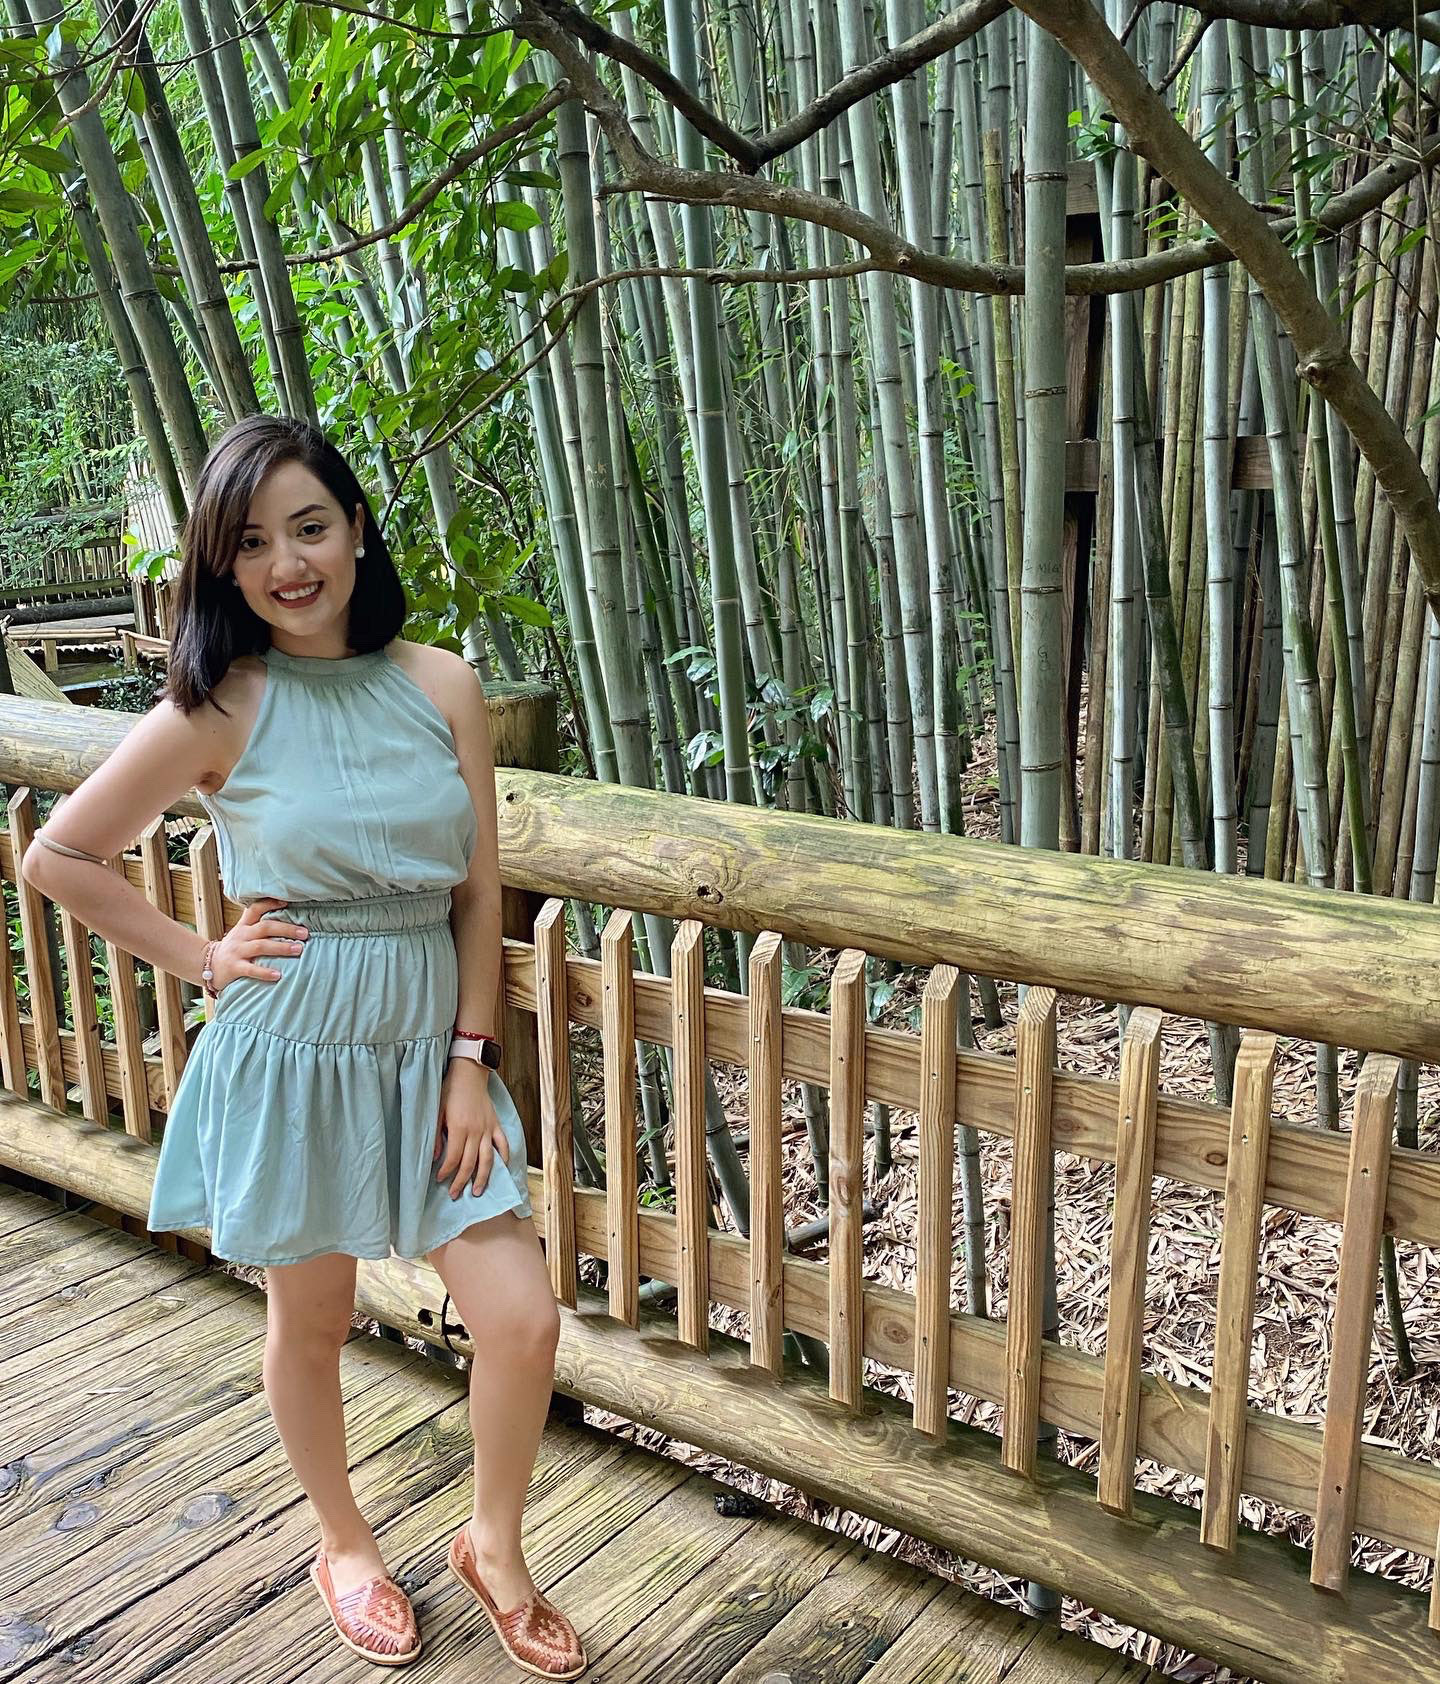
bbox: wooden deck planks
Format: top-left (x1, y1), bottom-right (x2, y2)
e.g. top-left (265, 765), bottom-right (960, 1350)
top-left (134, 1428), bottom-right (682, 1684)
top-left (6, 1365), bottom-right (468, 1679)
top-left (0, 1243), bottom-right (205, 1360)
top-left (1, 1270), bottom-right (251, 1451)
top-left (0, 1336), bottom-right (399, 1602)
top-left (463, 1469), bottom-right (770, 1684)
top-left (567, 1511), bottom-right (857, 1684)
top-left (0, 1184), bottom-right (57, 1238)
top-left (853, 1587), bottom-right (1046, 1683)
top-left (1, 1183), bottom-right (1143, 1684)
top-left (0, 1207), bottom-right (201, 1330)
top-left (710, 1529), bottom-right (948, 1684)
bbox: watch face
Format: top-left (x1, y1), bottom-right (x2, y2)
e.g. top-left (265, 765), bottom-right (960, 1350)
top-left (481, 1039), bottom-right (502, 1069)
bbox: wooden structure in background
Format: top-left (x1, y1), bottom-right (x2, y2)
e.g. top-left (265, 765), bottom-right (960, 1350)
top-left (3, 626), bottom-right (169, 673)
top-left (1, 644), bottom-right (67, 705)
top-left (1, 526), bottom-right (124, 589)
top-left (1, 693), bottom-right (1438, 1683)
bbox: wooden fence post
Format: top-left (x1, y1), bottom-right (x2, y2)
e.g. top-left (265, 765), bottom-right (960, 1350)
top-left (486, 681), bottom-right (559, 1171)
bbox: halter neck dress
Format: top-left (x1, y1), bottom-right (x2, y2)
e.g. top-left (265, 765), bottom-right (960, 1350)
top-left (146, 641), bottom-right (533, 1268)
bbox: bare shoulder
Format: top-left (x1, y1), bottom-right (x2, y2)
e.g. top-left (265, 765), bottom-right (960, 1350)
top-left (386, 638), bottom-right (483, 723)
top-left (31, 657), bottom-right (266, 866)
top-left (127, 654), bottom-right (261, 770)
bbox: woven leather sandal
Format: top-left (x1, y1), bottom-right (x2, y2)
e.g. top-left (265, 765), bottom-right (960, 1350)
top-left (447, 1522), bottom-right (587, 1679)
top-left (309, 1547), bottom-right (422, 1666)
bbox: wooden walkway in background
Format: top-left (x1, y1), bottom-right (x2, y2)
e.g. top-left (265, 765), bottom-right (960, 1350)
top-left (0, 1183), bottom-right (1151, 1684)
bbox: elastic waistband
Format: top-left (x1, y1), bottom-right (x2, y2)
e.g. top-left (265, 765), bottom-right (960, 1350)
top-left (262, 887), bottom-right (454, 934)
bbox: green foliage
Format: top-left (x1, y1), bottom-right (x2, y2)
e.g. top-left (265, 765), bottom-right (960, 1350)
top-left (1068, 106), bottom-right (1116, 163)
top-left (95, 667), bottom-right (165, 714)
top-left (122, 532), bottom-right (181, 582)
top-left (666, 644), bottom-right (835, 796)
top-left (747, 672), bottom-right (832, 802)
top-left (0, 312), bottom-right (131, 583)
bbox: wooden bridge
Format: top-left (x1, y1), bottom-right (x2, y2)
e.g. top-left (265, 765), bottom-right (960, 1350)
top-left (3, 685), bottom-right (1440, 1684)
top-left (0, 1177), bottom-right (1148, 1684)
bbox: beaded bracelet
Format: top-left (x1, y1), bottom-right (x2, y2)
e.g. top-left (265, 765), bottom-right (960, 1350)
top-left (201, 939), bottom-right (221, 999)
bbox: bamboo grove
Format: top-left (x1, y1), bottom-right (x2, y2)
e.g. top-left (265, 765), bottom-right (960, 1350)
top-left (4, 1), bottom-right (1440, 1335)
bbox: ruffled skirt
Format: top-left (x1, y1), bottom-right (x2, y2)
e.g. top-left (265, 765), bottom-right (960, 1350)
top-left (147, 887), bottom-right (532, 1267)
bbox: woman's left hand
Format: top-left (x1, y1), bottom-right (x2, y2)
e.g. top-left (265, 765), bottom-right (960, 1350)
top-left (433, 1059), bottom-right (510, 1199)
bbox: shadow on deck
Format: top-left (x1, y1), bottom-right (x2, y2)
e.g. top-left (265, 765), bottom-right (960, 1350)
top-left (0, 1182), bottom-right (1150, 1684)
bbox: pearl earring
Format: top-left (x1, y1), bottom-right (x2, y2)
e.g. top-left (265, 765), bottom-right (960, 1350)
top-left (355, 544), bottom-right (366, 559)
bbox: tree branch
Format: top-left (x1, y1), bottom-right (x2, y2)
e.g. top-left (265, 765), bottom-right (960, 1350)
top-left (297, 0), bottom-right (510, 39)
top-left (515, 8), bottom-right (1023, 289)
top-left (520, 3), bottom-right (1438, 302)
top-left (749, 0), bottom-right (1010, 165)
top-left (1012, 0), bottom-right (1440, 620)
top-left (1171, 0), bottom-right (1440, 25)
top-left (523, 0), bottom-right (1440, 189)
top-left (525, 0), bottom-right (765, 169)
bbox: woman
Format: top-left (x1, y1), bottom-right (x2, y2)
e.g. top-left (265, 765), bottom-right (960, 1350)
top-left (19, 415), bottom-right (587, 1677)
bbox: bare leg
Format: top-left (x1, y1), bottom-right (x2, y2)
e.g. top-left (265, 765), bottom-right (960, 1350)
top-left (426, 1209), bottom-right (561, 1612)
top-left (262, 1250), bottom-right (388, 1596)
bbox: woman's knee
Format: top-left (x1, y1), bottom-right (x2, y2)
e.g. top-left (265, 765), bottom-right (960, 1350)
top-left (508, 1300), bottom-right (560, 1369)
top-left (534, 1295), bottom-right (562, 1359)
top-left (462, 1290), bottom-right (560, 1367)
top-left (264, 1252), bottom-right (357, 1353)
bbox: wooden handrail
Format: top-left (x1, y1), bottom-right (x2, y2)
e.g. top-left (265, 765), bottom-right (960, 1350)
top-left (8, 695), bottom-right (1440, 1059)
top-left (493, 771), bottom-right (1440, 1062)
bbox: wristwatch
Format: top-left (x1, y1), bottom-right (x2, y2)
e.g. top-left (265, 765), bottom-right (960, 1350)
top-left (448, 1034), bottom-right (502, 1070)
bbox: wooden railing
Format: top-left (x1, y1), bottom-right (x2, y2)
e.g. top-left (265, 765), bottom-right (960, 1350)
top-left (2, 693), bottom-right (1438, 1684)
top-left (4, 626), bottom-right (169, 683)
top-left (0, 533), bottom-right (127, 598)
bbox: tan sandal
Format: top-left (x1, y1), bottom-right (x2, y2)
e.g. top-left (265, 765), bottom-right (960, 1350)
top-left (309, 1547), bottom-right (422, 1666)
top-left (447, 1522), bottom-right (587, 1679)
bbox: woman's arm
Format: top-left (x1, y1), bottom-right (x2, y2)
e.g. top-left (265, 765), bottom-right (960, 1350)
top-left (439, 654), bottom-right (505, 1042)
top-left (18, 697), bottom-right (234, 989)
top-left (426, 648), bottom-right (510, 1194)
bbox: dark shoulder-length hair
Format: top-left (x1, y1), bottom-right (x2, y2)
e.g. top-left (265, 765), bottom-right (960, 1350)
top-left (163, 415), bottom-right (407, 714)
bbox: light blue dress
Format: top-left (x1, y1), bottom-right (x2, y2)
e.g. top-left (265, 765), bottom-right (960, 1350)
top-left (147, 641), bottom-right (533, 1267)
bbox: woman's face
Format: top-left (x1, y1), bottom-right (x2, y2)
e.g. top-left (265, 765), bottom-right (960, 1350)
top-left (229, 460), bottom-right (365, 653)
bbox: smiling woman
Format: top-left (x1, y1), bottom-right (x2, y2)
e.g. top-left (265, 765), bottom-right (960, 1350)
top-left (19, 416), bottom-right (585, 1676)
top-left (162, 414), bottom-right (407, 715)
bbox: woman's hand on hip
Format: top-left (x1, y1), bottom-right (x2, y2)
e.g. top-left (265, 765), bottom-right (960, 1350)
top-left (433, 1059), bottom-right (509, 1199)
top-left (212, 897), bottom-right (309, 991)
